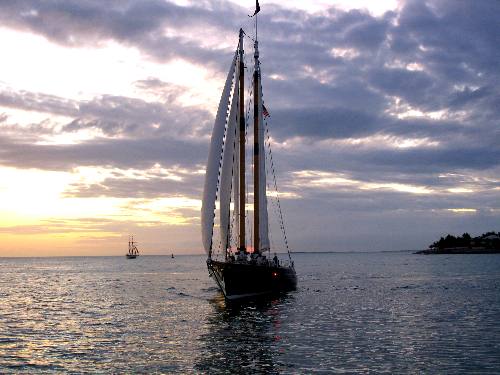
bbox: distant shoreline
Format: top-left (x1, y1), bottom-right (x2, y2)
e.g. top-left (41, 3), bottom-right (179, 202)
top-left (418, 231), bottom-right (500, 255)
top-left (415, 248), bottom-right (500, 255)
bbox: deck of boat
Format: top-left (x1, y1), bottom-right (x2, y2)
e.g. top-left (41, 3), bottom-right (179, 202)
top-left (207, 259), bottom-right (297, 300)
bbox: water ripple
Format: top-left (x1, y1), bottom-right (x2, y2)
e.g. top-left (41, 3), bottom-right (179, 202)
top-left (1, 253), bottom-right (500, 373)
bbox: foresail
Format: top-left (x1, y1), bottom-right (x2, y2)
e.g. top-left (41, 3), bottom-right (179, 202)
top-left (233, 113), bottom-right (240, 246)
top-left (219, 60), bottom-right (240, 251)
top-left (201, 51), bottom-right (238, 255)
top-left (258, 79), bottom-right (270, 251)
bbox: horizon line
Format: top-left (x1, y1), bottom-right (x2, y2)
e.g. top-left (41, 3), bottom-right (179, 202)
top-left (0, 249), bottom-right (419, 258)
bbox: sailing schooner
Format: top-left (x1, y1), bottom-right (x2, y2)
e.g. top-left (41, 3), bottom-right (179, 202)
top-left (201, 4), bottom-right (297, 300)
top-left (126, 235), bottom-right (139, 259)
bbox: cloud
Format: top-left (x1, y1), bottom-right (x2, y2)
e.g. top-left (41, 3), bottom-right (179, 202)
top-left (0, 134), bottom-right (207, 171)
top-left (0, 0), bottom-right (243, 66)
top-left (270, 106), bottom-right (378, 140)
top-left (64, 172), bottom-right (203, 199)
top-left (0, 89), bottom-right (78, 117)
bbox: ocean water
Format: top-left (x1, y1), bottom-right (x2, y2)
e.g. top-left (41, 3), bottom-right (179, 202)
top-left (1, 252), bottom-right (500, 373)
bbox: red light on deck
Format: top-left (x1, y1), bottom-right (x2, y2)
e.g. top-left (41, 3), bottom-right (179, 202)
top-left (272, 271), bottom-right (279, 278)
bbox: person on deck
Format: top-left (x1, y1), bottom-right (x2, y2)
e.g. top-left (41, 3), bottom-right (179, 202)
top-left (237, 251), bottom-right (247, 262)
top-left (273, 253), bottom-right (279, 267)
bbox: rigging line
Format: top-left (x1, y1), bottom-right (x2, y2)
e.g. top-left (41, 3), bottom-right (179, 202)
top-left (245, 92), bottom-right (253, 138)
top-left (241, 29), bottom-right (256, 43)
top-left (268, 153), bottom-right (285, 255)
top-left (259, 71), bottom-right (289, 259)
top-left (265, 165), bottom-right (281, 253)
top-left (264, 127), bottom-right (281, 253)
top-left (264, 118), bottom-right (293, 263)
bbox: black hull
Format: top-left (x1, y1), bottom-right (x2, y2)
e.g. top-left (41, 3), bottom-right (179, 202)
top-left (207, 259), bottom-right (297, 300)
top-left (126, 254), bottom-right (138, 259)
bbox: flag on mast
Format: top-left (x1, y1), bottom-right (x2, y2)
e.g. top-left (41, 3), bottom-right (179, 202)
top-left (263, 104), bottom-right (270, 118)
top-left (251, 0), bottom-right (261, 17)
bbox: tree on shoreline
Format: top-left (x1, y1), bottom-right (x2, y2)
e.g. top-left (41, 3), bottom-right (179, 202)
top-left (430, 231), bottom-right (500, 250)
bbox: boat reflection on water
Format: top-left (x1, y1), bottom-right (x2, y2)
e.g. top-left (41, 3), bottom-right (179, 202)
top-left (195, 294), bottom-right (295, 373)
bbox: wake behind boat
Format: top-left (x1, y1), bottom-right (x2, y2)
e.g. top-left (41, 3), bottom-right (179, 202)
top-left (126, 235), bottom-right (139, 259)
top-left (201, 3), bottom-right (297, 300)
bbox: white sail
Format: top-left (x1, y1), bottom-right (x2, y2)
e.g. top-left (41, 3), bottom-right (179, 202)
top-left (233, 112), bottom-right (240, 247)
top-left (219, 60), bottom-right (240, 251)
top-left (258, 76), bottom-right (270, 251)
top-left (201, 51), bottom-right (237, 255)
top-left (233, 128), bottom-right (240, 246)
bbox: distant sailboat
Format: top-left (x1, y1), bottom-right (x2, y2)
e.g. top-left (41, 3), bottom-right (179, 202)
top-left (126, 235), bottom-right (139, 259)
top-left (201, 4), bottom-right (297, 300)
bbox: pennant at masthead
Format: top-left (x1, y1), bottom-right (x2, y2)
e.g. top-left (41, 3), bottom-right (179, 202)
top-left (251, 0), bottom-right (261, 17)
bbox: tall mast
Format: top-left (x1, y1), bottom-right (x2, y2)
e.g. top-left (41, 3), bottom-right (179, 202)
top-left (253, 39), bottom-right (260, 255)
top-left (238, 29), bottom-right (246, 253)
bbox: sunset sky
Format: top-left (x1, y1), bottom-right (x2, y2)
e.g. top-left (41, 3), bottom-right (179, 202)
top-left (0, 0), bottom-right (498, 256)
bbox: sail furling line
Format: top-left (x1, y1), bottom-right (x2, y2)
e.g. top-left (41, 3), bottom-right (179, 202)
top-left (201, 51), bottom-right (238, 256)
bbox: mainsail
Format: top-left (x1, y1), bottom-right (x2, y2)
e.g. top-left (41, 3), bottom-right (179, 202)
top-left (201, 51), bottom-right (237, 254)
top-left (219, 61), bottom-right (240, 251)
top-left (203, 33), bottom-right (270, 254)
top-left (233, 115), bottom-right (240, 248)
